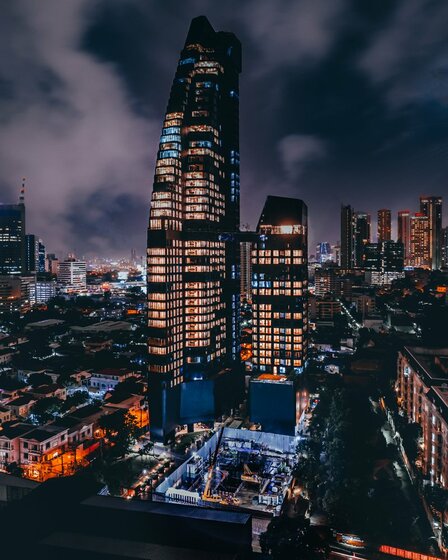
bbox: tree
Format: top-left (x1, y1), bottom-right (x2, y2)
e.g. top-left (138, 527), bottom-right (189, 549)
top-left (99, 410), bottom-right (139, 459)
top-left (260, 516), bottom-right (327, 559)
top-left (31, 397), bottom-right (63, 424)
top-left (60, 391), bottom-right (90, 413)
top-left (28, 372), bottom-right (53, 388)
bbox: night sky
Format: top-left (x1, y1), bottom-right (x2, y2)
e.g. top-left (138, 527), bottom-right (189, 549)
top-left (1, 0), bottom-right (448, 257)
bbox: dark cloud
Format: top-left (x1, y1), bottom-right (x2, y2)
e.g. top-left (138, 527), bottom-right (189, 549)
top-left (0, 0), bottom-right (447, 256)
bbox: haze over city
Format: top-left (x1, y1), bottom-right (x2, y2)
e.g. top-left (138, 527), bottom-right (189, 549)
top-left (1, 0), bottom-right (448, 256)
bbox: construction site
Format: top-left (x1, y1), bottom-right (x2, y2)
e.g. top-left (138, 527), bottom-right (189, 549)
top-left (156, 428), bottom-right (297, 515)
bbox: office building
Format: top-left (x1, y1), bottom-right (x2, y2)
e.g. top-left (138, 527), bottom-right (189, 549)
top-left (58, 259), bottom-right (87, 291)
top-left (0, 187), bottom-right (25, 275)
top-left (38, 239), bottom-right (46, 272)
top-left (240, 240), bottom-right (252, 302)
top-left (410, 213), bottom-right (430, 268)
top-left (354, 211), bottom-right (371, 268)
top-left (442, 227), bottom-right (448, 268)
top-left (314, 267), bottom-right (339, 297)
top-left (420, 196), bottom-right (442, 270)
top-left (340, 205), bottom-right (354, 269)
top-left (25, 234), bottom-right (39, 273)
top-left (381, 240), bottom-right (404, 272)
top-left (252, 196), bottom-right (308, 375)
top-left (29, 278), bottom-right (57, 304)
top-left (398, 210), bottom-right (411, 265)
top-left (377, 209), bottom-right (391, 242)
top-left (316, 242), bottom-right (332, 263)
top-left (147, 16), bottom-right (242, 441)
top-left (0, 275), bottom-right (31, 313)
top-left (46, 253), bottom-right (59, 275)
top-left (363, 243), bottom-right (380, 270)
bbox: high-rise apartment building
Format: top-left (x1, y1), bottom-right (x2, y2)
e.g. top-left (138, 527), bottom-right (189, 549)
top-left (354, 211), bottom-right (371, 267)
top-left (398, 210), bottom-right (411, 265)
top-left (0, 188), bottom-right (25, 275)
top-left (410, 213), bottom-right (430, 269)
top-left (314, 267), bottom-right (339, 297)
top-left (147, 16), bottom-right (242, 441)
top-left (381, 241), bottom-right (404, 272)
top-left (442, 226), bottom-right (448, 268)
top-left (25, 234), bottom-right (39, 273)
top-left (57, 259), bottom-right (87, 291)
top-left (340, 205), bottom-right (354, 269)
top-left (420, 196), bottom-right (442, 270)
top-left (240, 241), bottom-right (252, 302)
top-left (252, 196), bottom-right (308, 375)
top-left (377, 209), bottom-right (391, 242)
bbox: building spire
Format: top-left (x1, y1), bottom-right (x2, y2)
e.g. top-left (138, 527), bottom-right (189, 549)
top-left (19, 177), bottom-right (25, 204)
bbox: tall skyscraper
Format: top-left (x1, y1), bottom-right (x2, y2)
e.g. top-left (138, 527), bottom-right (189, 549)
top-left (147, 16), bottom-right (242, 441)
top-left (252, 196), bottom-right (308, 375)
top-left (340, 205), bottom-right (354, 269)
top-left (316, 242), bottom-right (332, 263)
top-left (410, 213), bottom-right (430, 268)
top-left (398, 210), bottom-right (411, 265)
top-left (240, 241), bottom-right (252, 302)
top-left (442, 227), bottom-right (448, 268)
top-left (377, 209), bottom-right (391, 242)
top-left (381, 241), bottom-right (404, 272)
top-left (420, 196), bottom-right (442, 270)
top-left (25, 234), bottom-right (39, 273)
top-left (0, 184), bottom-right (26, 275)
top-left (354, 211), bottom-right (371, 267)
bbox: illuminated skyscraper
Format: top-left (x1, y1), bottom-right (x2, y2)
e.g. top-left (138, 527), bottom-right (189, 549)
top-left (0, 185), bottom-right (25, 275)
top-left (398, 210), bottom-right (411, 265)
top-left (252, 196), bottom-right (308, 375)
top-left (410, 213), bottom-right (430, 268)
top-left (25, 234), bottom-right (39, 273)
top-left (377, 209), bottom-right (391, 242)
top-left (240, 241), bottom-right (252, 302)
top-left (420, 196), bottom-right (442, 270)
top-left (442, 227), bottom-right (448, 268)
top-left (147, 16), bottom-right (242, 441)
top-left (354, 211), bottom-right (371, 268)
top-left (340, 205), bottom-right (354, 269)
top-left (316, 242), bottom-right (332, 263)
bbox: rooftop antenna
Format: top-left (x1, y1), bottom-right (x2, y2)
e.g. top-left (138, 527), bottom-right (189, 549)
top-left (19, 177), bottom-right (25, 204)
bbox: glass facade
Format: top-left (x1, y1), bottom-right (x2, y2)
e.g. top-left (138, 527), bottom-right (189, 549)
top-left (252, 196), bottom-right (308, 376)
top-left (0, 202), bottom-right (25, 275)
top-left (147, 16), bottom-right (241, 441)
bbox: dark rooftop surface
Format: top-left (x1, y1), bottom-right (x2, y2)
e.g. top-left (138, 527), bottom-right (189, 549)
top-left (82, 495), bottom-right (251, 525)
top-left (257, 195), bottom-right (307, 229)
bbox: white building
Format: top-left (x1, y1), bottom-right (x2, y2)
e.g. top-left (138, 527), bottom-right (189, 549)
top-left (57, 260), bottom-right (86, 291)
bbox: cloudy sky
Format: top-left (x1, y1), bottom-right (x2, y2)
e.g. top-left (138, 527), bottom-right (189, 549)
top-left (1, 0), bottom-right (448, 258)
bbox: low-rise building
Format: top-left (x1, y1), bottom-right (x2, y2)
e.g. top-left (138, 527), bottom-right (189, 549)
top-left (88, 368), bottom-right (137, 394)
top-left (5, 394), bottom-right (36, 418)
top-left (29, 384), bottom-right (67, 401)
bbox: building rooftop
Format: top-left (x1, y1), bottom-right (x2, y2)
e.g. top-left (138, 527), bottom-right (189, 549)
top-left (257, 195), bottom-right (307, 229)
top-left (82, 495), bottom-right (251, 525)
top-left (0, 423), bottom-right (35, 439)
top-left (25, 319), bottom-right (65, 329)
top-left (22, 425), bottom-right (67, 442)
top-left (403, 346), bottom-right (448, 386)
top-left (6, 394), bottom-right (36, 407)
top-left (71, 321), bottom-right (132, 333)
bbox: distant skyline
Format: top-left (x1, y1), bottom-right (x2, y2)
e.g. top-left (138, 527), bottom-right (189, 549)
top-left (1, 0), bottom-right (448, 256)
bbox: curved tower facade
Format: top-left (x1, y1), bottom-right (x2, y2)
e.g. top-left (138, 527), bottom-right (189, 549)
top-left (147, 16), bottom-right (242, 441)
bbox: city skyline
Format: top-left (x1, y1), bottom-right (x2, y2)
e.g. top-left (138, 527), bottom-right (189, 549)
top-left (1, 1), bottom-right (448, 257)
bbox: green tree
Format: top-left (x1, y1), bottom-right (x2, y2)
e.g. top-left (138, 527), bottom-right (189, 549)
top-left (99, 410), bottom-right (139, 459)
top-left (31, 397), bottom-right (63, 424)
